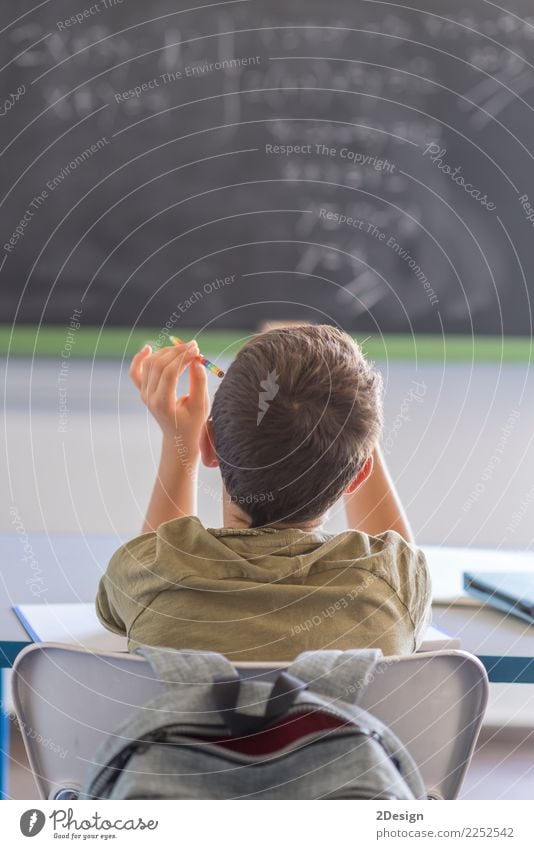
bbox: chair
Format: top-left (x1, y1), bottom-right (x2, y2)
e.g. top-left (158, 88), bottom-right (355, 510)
top-left (12, 643), bottom-right (488, 800)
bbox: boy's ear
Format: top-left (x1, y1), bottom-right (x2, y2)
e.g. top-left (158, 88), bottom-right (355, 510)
top-left (345, 454), bottom-right (373, 495)
top-left (200, 420), bottom-right (219, 468)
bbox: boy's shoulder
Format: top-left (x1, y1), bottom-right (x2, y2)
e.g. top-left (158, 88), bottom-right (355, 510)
top-left (321, 526), bottom-right (428, 568)
top-left (113, 516), bottom-right (425, 562)
top-left (116, 520), bottom-right (428, 600)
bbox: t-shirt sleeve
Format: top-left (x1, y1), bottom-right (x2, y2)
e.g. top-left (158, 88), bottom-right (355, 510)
top-left (399, 537), bottom-right (432, 650)
top-left (408, 546), bottom-right (432, 650)
top-left (95, 516), bottom-right (217, 637)
top-left (96, 531), bottom-right (160, 636)
top-left (370, 531), bottom-right (432, 651)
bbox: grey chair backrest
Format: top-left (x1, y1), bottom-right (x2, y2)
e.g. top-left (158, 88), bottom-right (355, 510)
top-left (12, 643), bottom-right (488, 800)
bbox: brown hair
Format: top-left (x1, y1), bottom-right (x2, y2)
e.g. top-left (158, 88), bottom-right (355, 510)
top-left (210, 324), bottom-right (383, 527)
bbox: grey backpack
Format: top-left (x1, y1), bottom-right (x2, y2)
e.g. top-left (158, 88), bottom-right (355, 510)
top-left (81, 647), bottom-right (426, 800)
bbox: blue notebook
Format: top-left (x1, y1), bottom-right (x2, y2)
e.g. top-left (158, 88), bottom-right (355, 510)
top-left (463, 571), bottom-right (534, 625)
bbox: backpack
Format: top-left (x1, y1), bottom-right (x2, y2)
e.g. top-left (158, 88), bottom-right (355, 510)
top-left (80, 647), bottom-right (427, 800)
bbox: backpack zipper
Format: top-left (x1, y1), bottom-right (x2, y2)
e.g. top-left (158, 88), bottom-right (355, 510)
top-left (92, 702), bottom-right (401, 794)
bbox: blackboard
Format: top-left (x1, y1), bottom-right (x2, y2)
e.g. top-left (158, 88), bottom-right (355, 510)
top-left (2, 0), bottom-right (534, 335)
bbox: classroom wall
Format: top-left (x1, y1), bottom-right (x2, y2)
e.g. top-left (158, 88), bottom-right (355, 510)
top-left (2, 356), bottom-right (533, 549)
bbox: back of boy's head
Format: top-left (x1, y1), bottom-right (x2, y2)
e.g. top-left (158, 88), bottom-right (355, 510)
top-left (210, 324), bottom-right (383, 527)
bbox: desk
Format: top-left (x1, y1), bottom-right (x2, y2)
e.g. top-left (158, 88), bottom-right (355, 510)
top-left (424, 545), bottom-right (534, 684)
top-left (1, 534), bottom-right (534, 798)
top-left (0, 533), bottom-right (118, 799)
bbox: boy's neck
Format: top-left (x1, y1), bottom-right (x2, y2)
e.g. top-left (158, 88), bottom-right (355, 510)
top-left (222, 490), bottom-right (324, 531)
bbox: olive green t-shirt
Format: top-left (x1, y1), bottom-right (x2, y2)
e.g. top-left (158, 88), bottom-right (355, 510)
top-left (96, 516), bottom-right (431, 661)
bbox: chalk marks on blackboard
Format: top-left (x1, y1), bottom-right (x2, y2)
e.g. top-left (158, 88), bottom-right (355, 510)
top-left (2, 0), bottom-right (534, 333)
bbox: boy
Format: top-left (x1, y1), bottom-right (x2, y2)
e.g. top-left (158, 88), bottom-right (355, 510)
top-left (97, 325), bottom-right (431, 660)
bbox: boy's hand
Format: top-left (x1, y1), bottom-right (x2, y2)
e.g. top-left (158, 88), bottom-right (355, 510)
top-left (129, 340), bottom-right (209, 456)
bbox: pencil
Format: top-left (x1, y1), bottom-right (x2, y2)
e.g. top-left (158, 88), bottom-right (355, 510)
top-left (169, 335), bottom-right (225, 378)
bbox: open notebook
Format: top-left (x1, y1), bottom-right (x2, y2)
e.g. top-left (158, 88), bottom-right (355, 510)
top-left (14, 603), bottom-right (128, 653)
top-left (14, 603), bottom-right (460, 653)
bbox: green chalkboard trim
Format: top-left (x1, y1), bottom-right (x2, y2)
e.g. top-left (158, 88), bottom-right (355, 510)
top-left (0, 325), bottom-right (532, 362)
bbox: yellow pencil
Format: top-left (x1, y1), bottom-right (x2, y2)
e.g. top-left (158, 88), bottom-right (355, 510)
top-left (170, 335), bottom-right (224, 378)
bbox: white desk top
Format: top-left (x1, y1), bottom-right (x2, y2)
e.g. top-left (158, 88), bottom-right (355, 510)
top-left (424, 544), bottom-right (534, 605)
top-left (423, 545), bottom-right (534, 675)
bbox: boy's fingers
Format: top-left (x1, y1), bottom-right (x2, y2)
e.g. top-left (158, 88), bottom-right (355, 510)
top-left (187, 357), bottom-right (209, 415)
top-left (140, 342), bottom-right (190, 395)
top-left (155, 352), bottom-right (196, 401)
top-left (133, 342), bottom-right (183, 394)
top-left (129, 344), bottom-right (152, 389)
top-left (147, 341), bottom-right (189, 369)
top-left (146, 345), bottom-right (199, 404)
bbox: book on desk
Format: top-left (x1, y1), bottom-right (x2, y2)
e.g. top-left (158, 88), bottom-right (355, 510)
top-left (464, 571), bottom-right (534, 626)
top-left (13, 603), bottom-right (460, 654)
top-left (14, 603), bottom-right (128, 653)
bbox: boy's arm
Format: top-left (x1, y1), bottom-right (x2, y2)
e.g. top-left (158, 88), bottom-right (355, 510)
top-left (129, 339), bottom-right (210, 532)
top-left (343, 446), bottom-right (414, 542)
top-left (142, 437), bottom-right (199, 533)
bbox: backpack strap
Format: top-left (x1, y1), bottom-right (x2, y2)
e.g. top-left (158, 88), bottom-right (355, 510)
top-left (211, 671), bottom-right (307, 735)
top-left (136, 645), bottom-right (236, 686)
top-left (287, 649), bottom-right (382, 705)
